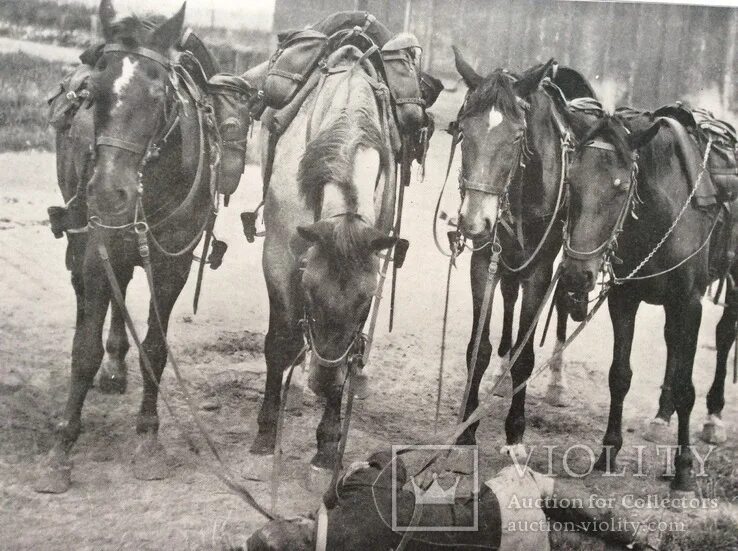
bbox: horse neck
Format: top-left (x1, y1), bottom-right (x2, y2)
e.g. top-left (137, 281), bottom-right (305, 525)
top-left (312, 70), bottom-right (384, 226)
top-left (142, 91), bottom-right (210, 225)
top-left (523, 94), bottom-right (565, 218)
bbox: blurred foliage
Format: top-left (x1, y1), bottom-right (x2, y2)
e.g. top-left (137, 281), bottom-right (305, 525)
top-left (0, 52), bottom-right (66, 151)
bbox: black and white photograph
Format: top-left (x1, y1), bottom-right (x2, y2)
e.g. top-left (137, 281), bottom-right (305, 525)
top-left (0, 0), bottom-right (737, 549)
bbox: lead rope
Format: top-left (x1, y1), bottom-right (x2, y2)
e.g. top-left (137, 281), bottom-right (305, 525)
top-left (96, 234), bottom-right (275, 521)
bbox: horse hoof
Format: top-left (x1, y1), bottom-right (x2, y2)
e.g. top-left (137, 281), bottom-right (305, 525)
top-left (305, 464), bottom-right (333, 493)
top-left (499, 443), bottom-right (527, 462)
top-left (97, 360), bottom-right (127, 394)
top-left (34, 461), bottom-right (72, 494)
top-left (643, 418), bottom-right (671, 444)
top-left (132, 437), bottom-right (171, 481)
top-left (701, 416), bottom-right (727, 444)
top-left (250, 433), bottom-right (276, 456)
top-left (545, 384), bottom-right (568, 407)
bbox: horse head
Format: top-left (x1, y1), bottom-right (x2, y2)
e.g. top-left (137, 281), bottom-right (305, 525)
top-left (86, 0), bottom-right (185, 225)
top-left (452, 47), bottom-right (555, 240)
top-left (297, 215), bottom-right (395, 367)
top-left (561, 114), bottom-right (660, 293)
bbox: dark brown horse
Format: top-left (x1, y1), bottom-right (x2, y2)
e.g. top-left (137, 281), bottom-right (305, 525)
top-left (250, 45), bottom-right (396, 478)
top-left (451, 50), bottom-right (595, 456)
top-left (560, 112), bottom-right (717, 491)
top-left (37, 1), bottom-right (220, 493)
top-left (53, 80), bottom-right (130, 394)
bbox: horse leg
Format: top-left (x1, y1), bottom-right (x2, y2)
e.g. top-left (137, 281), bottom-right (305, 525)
top-left (643, 311), bottom-right (680, 443)
top-left (67, 232), bottom-right (88, 327)
top-left (457, 248), bottom-right (494, 446)
top-left (502, 264), bottom-right (552, 458)
top-left (311, 382), bottom-right (343, 470)
top-left (594, 289), bottom-right (639, 472)
top-left (35, 247), bottom-right (113, 493)
top-left (669, 295), bottom-right (701, 492)
top-left (701, 291), bottom-right (736, 444)
top-left (132, 259), bottom-right (189, 481)
top-left (98, 283), bottom-right (131, 395)
top-left (497, 274), bottom-right (518, 358)
top-left (251, 298), bottom-right (304, 455)
top-left (546, 286), bottom-right (569, 407)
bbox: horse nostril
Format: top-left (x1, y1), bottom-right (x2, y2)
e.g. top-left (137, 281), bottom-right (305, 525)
top-left (585, 270), bottom-right (595, 286)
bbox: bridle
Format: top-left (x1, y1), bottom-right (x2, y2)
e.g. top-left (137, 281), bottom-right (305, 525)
top-left (562, 139), bottom-right (640, 274)
top-left (301, 311), bottom-right (368, 369)
top-left (88, 43), bottom-right (220, 256)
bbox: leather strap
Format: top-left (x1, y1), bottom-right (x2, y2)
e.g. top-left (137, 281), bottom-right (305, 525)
top-left (96, 136), bottom-right (147, 155)
top-left (103, 43), bottom-right (170, 69)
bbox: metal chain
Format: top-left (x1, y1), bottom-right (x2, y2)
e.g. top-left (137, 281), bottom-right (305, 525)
top-left (617, 137), bottom-right (713, 282)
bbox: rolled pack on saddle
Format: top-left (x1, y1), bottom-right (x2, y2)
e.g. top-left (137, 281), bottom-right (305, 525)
top-left (46, 28), bottom-right (259, 210)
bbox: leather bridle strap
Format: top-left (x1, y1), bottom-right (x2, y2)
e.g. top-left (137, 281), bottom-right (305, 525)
top-left (96, 136), bottom-right (147, 155)
top-left (103, 43), bottom-right (171, 69)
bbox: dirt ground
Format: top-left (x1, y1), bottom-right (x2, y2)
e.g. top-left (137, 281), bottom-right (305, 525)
top-left (1, 90), bottom-right (738, 549)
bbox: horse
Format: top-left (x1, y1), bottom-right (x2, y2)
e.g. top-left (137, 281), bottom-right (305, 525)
top-left (451, 50), bottom-right (595, 454)
top-left (559, 112), bottom-right (718, 491)
top-left (607, 108), bottom-right (738, 447)
top-left (250, 45), bottom-right (396, 477)
top-left (36, 0), bottom-right (221, 493)
top-left (53, 73), bottom-right (131, 394)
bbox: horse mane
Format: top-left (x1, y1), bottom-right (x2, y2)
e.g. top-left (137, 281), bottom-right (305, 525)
top-left (462, 70), bottom-right (522, 120)
top-left (298, 108), bottom-right (387, 216)
top-left (109, 14), bottom-right (163, 49)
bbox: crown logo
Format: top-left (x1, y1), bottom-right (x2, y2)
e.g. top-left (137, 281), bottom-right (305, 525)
top-left (410, 473), bottom-right (460, 505)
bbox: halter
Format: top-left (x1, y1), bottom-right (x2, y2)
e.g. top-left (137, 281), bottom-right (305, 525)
top-left (562, 143), bottom-right (639, 267)
top-left (300, 311), bottom-right (367, 368)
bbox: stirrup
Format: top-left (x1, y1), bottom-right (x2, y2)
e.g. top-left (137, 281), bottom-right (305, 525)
top-left (208, 238), bottom-right (228, 270)
top-left (48, 205), bottom-right (70, 239)
top-left (241, 203), bottom-right (265, 243)
top-left (394, 238), bottom-right (410, 268)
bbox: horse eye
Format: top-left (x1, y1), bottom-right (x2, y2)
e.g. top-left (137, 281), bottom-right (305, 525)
top-left (145, 65), bottom-right (159, 80)
top-left (96, 58), bottom-right (107, 71)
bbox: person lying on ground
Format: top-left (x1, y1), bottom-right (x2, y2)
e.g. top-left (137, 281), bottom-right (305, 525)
top-left (246, 449), bottom-right (655, 551)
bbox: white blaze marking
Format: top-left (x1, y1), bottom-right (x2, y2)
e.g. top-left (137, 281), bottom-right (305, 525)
top-left (488, 108), bottom-right (503, 130)
top-left (113, 57), bottom-right (139, 107)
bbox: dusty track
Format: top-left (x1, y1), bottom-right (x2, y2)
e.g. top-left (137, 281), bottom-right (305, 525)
top-left (1, 114), bottom-right (737, 548)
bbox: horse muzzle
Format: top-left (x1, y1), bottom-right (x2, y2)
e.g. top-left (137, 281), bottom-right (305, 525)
top-left (458, 192), bottom-right (499, 240)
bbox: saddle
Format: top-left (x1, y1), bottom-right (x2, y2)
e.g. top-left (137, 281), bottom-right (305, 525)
top-left (261, 11), bottom-right (441, 144)
top-left (621, 103), bottom-right (738, 205)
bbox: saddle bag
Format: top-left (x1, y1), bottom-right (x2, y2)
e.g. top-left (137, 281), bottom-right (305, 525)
top-left (47, 64), bottom-right (92, 132)
top-left (263, 29), bottom-right (328, 109)
top-left (698, 114), bottom-right (738, 203)
top-left (208, 74), bottom-right (256, 196)
top-left (381, 33), bottom-right (425, 135)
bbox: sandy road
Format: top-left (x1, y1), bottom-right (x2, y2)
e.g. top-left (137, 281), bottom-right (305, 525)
top-left (0, 119), bottom-right (737, 548)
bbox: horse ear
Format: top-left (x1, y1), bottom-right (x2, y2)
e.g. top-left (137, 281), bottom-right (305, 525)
top-left (297, 220), bottom-right (333, 245)
top-left (626, 120), bottom-right (661, 151)
top-left (149, 2), bottom-right (186, 52)
top-left (452, 46), bottom-right (482, 89)
top-left (515, 58), bottom-right (556, 97)
top-left (99, 0), bottom-right (116, 41)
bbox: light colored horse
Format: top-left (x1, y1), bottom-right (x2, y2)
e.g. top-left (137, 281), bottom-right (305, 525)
top-left (251, 46), bottom-right (396, 475)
